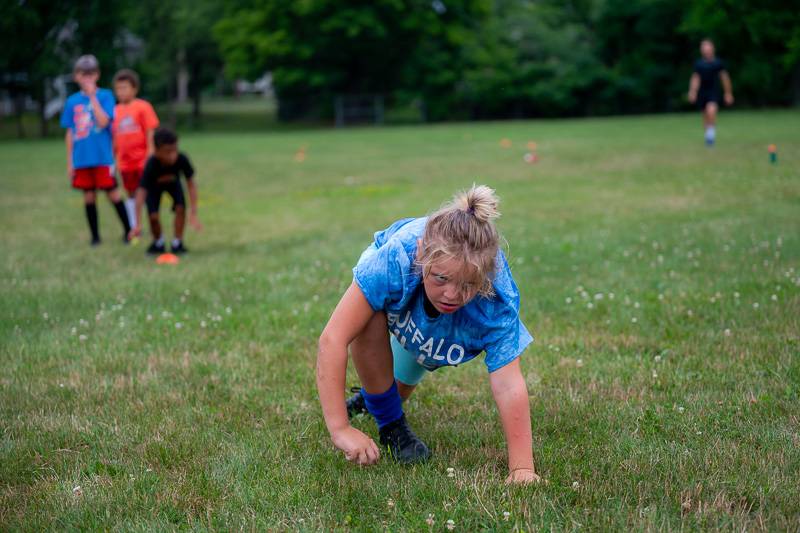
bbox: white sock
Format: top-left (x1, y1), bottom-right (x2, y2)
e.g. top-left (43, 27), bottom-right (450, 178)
top-left (172, 238), bottom-right (181, 248)
top-left (156, 237), bottom-right (165, 246)
top-left (705, 126), bottom-right (716, 141)
top-left (124, 198), bottom-right (136, 227)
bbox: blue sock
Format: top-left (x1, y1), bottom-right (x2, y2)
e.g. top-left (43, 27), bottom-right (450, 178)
top-left (361, 381), bottom-right (403, 429)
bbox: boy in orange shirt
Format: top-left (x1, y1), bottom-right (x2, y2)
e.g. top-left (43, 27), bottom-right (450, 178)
top-left (112, 69), bottom-right (159, 226)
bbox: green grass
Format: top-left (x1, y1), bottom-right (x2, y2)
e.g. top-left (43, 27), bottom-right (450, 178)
top-left (1, 110), bottom-right (799, 530)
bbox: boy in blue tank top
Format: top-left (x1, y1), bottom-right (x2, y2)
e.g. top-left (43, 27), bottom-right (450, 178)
top-left (316, 185), bottom-right (541, 484)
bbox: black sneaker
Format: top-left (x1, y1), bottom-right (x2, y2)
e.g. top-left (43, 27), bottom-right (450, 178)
top-left (379, 415), bottom-right (431, 464)
top-left (147, 241), bottom-right (166, 255)
top-left (171, 241), bottom-right (188, 255)
top-left (346, 387), bottom-right (369, 419)
top-left (90, 237), bottom-right (101, 247)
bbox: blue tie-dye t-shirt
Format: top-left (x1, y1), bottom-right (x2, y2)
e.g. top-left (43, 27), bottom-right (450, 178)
top-left (353, 217), bottom-right (533, 373)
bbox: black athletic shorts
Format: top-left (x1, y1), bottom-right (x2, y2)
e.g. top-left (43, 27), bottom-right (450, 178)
top-left (146, 181), bottom-right (186, 214)
top-left (697, 90), bottom-right (721, 109)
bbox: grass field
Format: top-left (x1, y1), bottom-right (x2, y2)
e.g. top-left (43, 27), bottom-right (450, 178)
top-left (1, 110), bottom-right (799, 530)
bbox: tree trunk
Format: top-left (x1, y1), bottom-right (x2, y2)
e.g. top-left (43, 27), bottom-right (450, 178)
top-left (13, 93), bottom-right (25, 139)
top-left (39, 79), bottom-right (49, 138)
top-left (190, 63), bottom-right (202, 126)
top-left (176, 48), bottom-right (189, 104)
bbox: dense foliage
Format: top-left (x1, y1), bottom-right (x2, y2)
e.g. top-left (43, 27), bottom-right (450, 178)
top-left (2, 0), bottom-right (798, 126)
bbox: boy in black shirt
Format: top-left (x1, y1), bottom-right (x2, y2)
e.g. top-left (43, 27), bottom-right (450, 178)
top-left (129, 128), bottom-right (202, 254)
top-left (687, 39), bottom-right (734, 146)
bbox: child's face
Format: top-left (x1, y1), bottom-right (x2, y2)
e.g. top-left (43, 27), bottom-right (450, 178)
top-left (700, 40), bottom-right (715, 60)
top-left (114, 80), bottom-right (137, 103)
top-left (155, 143), bottom-right (179, 166)
top-left (422, 256), bottom-right (481, 314)
top-left (74, 71), bottom-right (99, 92)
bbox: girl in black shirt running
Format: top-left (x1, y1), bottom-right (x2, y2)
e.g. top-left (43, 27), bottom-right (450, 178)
top-left (688, 39), bottom-right (734, 146)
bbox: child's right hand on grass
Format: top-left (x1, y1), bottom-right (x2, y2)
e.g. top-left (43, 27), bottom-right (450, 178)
top-left (331, 426), bottom-right (381, 466)
top-left (128, 226), bottom-right (141, 241)
top-left (189, 212), bottom-right (203, 232)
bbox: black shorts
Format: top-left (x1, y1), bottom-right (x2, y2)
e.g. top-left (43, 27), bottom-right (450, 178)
top-left (145, 181), bottom-right (186, 214)
top-left (697, 90), bottom-right (721, 109)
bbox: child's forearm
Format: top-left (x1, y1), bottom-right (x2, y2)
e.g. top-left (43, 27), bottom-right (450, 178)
top-left (146, 129), bottom-right (155, 156)
top-left (721, 71), bottom-right (733, 96)
top-left (688, 73), bottom-right (699, 95)
top-left (65, 131), bottom-right (73, 171)
top-left (187, 180), bottom-right (198, 214)
top-left (134, 189), bottom-right (146, 227)
top-left (490, 361), bottom-right (535, 473)
top-left (316, 333), bottom-right (351, 436)
top-left (90, 95), bottom-right (109, 128)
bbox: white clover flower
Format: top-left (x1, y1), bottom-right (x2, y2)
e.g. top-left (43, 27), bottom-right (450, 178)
top-left (426, 514), bottom-right (435, 526)
top-left (161, 311), bottom-right (170, 318)
top-left (576, 359), bottom-right (584, 367)
top-left (724, 329), bottom-right (731, 337)
top-left (652, 370), bottom-right (658, 378)
top-left (580, 291), bottom-right (589, 299)
top-left (72, 485), bottom-right (82, 496)
top-left (200, 321), bottom-right (207, 328)
top-left (654, 355), bottom-right (662, 363)
top-left (225, 307), bottom-right (232, 315)
top-left (594, 293), bottom-right (603, 300)
top-left (771, 294), bottom-right (778, 301)
top-left (184, 289), bottom-right (191, 296)
top-left (687, 310), bottom-right (693, 317)
top-left (446, 519), bottom-right (455, 531)
top-left (753, 303), bottom-right (760, 309)
top-left (734, 292), bottom-right (740, 299)
top-left (146, 314), bottom-right (153, 321)
top-left (572, 481), bottom-right (580, 490)
top-left (387, 499), bottom-right (395, 509)
top-left (565, 297), bottom-right (572, 304)
top-left (587, 302), bottom-right (594, 309)
top-left (677, 406), bottom-right (685, 413)
top-left (79, 334), bottom-right (87, 342)
top-left (632, 317), bottom-right (638, 324)
top-left (175, 322), bottom-right (182, 329)
top-left (71, 327), bottom-right (77, 335)
top-left (446, 467), bottom-right (455, 478)
top-left (42, 312), bottom-right (49, 320)
top-left (634, 302), bottom-right (640, 309)
top-left (608, 292), bottom-right (615, 300)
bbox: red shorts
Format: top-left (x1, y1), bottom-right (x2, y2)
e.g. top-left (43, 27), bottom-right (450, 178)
top-left (72, 166), bottom-right (117, 191)
top-left (120, 168), bottom-right (144, 195)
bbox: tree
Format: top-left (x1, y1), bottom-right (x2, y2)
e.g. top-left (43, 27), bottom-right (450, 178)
top-left (214, 0), bottom-right (492, 121)
top-left (0, 0), bottom-right (126, 137)
top-left (125, 0), bottom-right (224, 125)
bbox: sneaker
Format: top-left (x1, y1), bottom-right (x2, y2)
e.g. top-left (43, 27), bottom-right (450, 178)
top-left (171, 242), bottom-right (188, 255)
top-left (90, 237), bottom-right (101, 247)
top-left (346, 387), bottom-right (369, 419)
top-left (147, 241), bottom-right (166, 255)
top-left (378, 415), bottom-right (431, 464)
